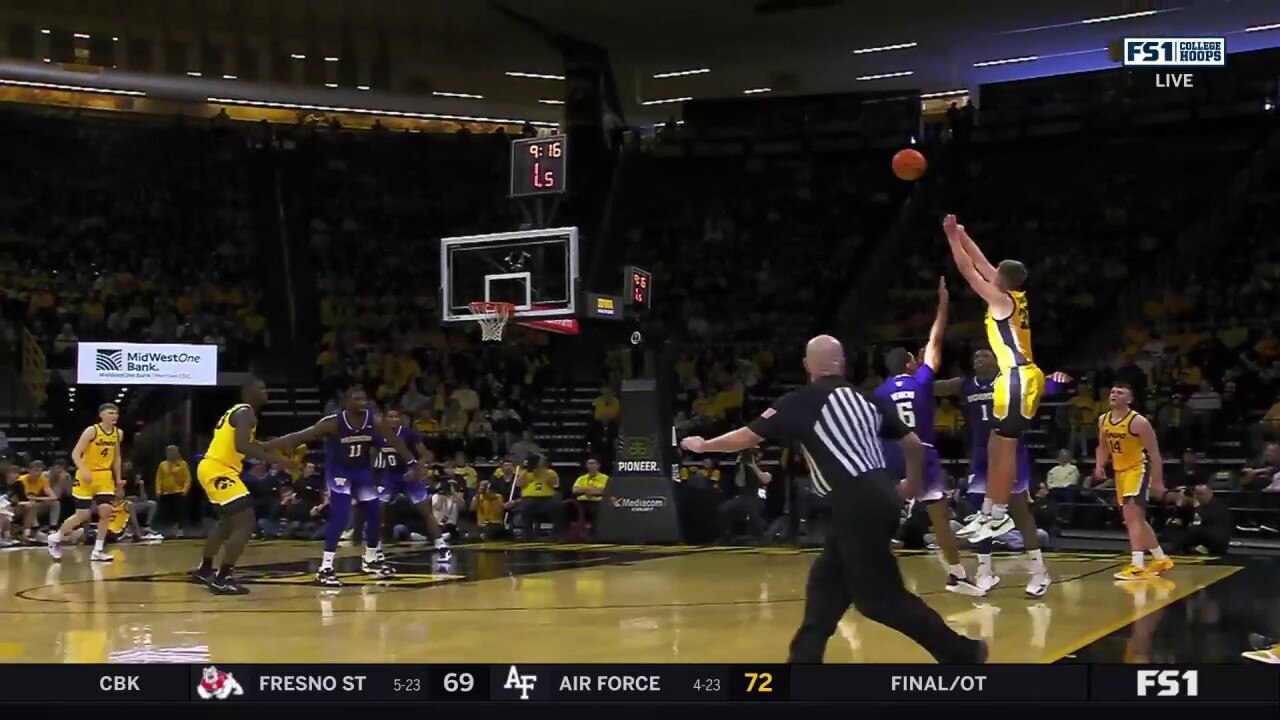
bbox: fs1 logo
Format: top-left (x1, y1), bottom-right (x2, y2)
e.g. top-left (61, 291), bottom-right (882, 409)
top-left (1123, 38), bottom-right (1225, 66)
top-left (1136, 669), bottom-right (1199, 697)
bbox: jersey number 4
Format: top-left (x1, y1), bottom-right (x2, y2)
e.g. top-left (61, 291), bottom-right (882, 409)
top-left (895, 401), bottom-right (916, 429)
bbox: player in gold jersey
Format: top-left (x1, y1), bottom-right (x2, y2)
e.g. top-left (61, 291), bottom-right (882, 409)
top-left (192, 378), bottom-right (298, 595)
top-left (49, 403), bottom-right (123, 562)
top-left (944, 215), bottom-right (1045, 543)
top-left (1094, 382), bottom-right (1174, 580)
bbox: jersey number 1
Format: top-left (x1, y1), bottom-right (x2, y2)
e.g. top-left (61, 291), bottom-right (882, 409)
top-left (896, 401), bottom-right (916, 429)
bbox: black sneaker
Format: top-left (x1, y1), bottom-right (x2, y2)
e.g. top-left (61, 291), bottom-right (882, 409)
top-left (209, 574), bottom-right (250, 595)
top-left (315, 567), bottom-right (342, 587)
top-left (190, 566), bottom-right (215, 585)
top-left (361, 558), bottom-right (396, 578)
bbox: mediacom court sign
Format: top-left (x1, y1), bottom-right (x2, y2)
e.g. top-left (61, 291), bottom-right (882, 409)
top-left (77, 342), bottom-right (218, 386)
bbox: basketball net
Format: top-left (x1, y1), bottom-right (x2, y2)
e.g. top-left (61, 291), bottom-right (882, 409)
top-left (468, 301), bottom-right (516, 342)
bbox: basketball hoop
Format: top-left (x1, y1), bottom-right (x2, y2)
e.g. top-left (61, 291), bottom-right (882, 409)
top-left (468, 301), bottom-right (517, 342)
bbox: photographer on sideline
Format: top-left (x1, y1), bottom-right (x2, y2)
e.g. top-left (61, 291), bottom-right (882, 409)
top-left (718, 448), bottom-right (772, 542)
top-left (508, 453), bottom-right (563, 539)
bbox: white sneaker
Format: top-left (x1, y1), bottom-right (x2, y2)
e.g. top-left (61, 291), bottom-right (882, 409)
top-left (1025, 573), bottom-right (1051, 598)
top-left (966, 514), bottom-right (1015, 543)
top-left (90, 550), bottom-right (115, 563)
top-left (47, 535), bottom-right (62, 560)
top-left (956, 513), bottom-right (988, 538)
top-left (340, 528), bottom-right (353, 541)
top-left (139, 531), bottom-right (164, 542)
top-left (976, 574), bottom-right (1001, 592)
top-left (408, 532), bottom-right (427, 542)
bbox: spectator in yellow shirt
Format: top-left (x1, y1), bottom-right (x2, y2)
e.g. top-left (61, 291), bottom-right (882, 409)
top-left (592, 387), bottom-right (621, 453)
top-left (513, 455), bottom-right (563, 539)
top-left (470, 480), bottom-right (508, 540)
top-left (155, 445), bottom-right (191, 537)
top-left (572, 458), bottom-right (610, 526)
top-left (17, 460), bottom-right (60, 540)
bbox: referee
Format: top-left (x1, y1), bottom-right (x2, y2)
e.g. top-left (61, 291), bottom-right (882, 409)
top-left (681, 335), bottom-right (987, 663)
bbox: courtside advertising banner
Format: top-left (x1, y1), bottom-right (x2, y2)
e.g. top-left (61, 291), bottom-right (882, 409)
top-left (76, 342), bottom-right (218, 386)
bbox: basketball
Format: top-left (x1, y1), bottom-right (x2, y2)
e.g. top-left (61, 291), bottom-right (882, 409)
top-left (892, 148), bottom-right (927, 181)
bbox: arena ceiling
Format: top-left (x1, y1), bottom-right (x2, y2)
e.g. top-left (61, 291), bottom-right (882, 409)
top-left (7, 0), bottom-right (1280, 124)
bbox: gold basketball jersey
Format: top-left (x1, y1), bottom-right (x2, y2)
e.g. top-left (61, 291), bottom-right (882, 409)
top-left (83, 425), bottom-right (120, 472)
top-left (205, 404), bottom-right (255, 470)
top-left (985, 290), bottom-right (1035, 369)
top-left (1099, 409), bottom-right (1146, 471)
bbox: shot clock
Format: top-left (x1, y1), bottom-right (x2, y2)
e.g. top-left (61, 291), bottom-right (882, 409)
top-left (625, 265), bottom-right (652, 308)
top-left (510, 135), bottom-right (568, 198)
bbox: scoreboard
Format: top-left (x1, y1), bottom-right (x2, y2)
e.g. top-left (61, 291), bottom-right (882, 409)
top-left (20, 663), bottom-right (1279, 705)
top-left (510, 135), bottom-right (567, 198)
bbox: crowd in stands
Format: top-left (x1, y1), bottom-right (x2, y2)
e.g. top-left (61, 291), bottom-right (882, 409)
top-left (0, 109), bottom-right (268, 370)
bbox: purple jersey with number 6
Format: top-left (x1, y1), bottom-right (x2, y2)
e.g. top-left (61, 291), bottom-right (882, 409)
top-left (875, 365), bottom-right (945, 501)
top-left (963, 375), bottom-right (1062, 495)
top-left (374, 425), bottom-right (429, 504)
top-left (323, 409), bottom-right (378, 499)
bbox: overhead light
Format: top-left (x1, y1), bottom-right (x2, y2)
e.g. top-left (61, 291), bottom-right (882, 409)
top-left (640, 96), bottom-right (692, 106)
top-left (205, 96), bottom-right (559, 126)
top-left (112, 36), bottom-right (119, 42)
top-left (222, 74), bottom-right (237, 80)
top-left (42, 58), bottom-right (51, 63)
top-left (505, 71), bottom-right (565, 80)
top-left (920, 89), bottom-right (968, 99)
top-left (652, 68), bottom-right (710, 79)
top-left (187, 71), bottom-right (202, 77)
top-left (855, 70), bottom-right (914, 81)
top-left (73, 33), bottom-right (91, 39)
top-left (1246, 22), bottom-right (1280, 32)
top-left (851, 42), bottom-right (917, 55)
top-left (973, 55), bottom-right (1039, 67)
top-left (432, 91), bottom-right (484, 99)
top-left (356, 85), bottom-right (371, 91)
top-left (40, 29), bottom-right (51, 34)
top-left (1080, 9), bottom-right (1159, 24)
top-left (324, 83), bottom-right (338, 88)
top-left (324, 56), bottom-right (339, 62)
top-left (538, 99), bottom-right (565, 105)
top-left (742, 87), bottom-right (772, 95)
top-left (290, 53), bottom-right (306, 60)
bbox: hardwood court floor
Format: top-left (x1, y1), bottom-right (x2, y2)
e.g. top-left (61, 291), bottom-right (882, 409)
top-left (0, 540), bottom-right (1244, 664)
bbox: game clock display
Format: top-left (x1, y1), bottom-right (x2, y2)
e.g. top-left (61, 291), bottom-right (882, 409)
top-left (510, 135), bottom-right (567, 198)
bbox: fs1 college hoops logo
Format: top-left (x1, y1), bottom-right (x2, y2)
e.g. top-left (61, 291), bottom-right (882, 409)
top-left (197, 666), bottom-right (245, 700)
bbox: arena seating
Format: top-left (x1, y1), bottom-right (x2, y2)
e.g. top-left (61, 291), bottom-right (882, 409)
top-left (0, 109), bottom-right (266, 370)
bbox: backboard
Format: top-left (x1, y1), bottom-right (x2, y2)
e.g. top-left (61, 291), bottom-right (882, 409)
top-left (440, 226), bottom-right (579, 324)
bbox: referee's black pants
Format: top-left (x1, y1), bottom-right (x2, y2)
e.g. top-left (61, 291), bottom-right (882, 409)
top-left (788, 470), bottom-right (983, 663)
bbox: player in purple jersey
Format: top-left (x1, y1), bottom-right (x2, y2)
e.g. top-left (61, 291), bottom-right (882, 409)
top-left (373, 407), bottom-right (451, 561)
top-left (270, 387), bottom-right (421, 587)
top-left (936, 349), bottom-right (1071, 597)
top-left (874, 278), bottom-right (984, 596)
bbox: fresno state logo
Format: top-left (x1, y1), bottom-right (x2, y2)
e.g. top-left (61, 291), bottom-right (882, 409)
top-left (197, 666), bottom-right (244, 700)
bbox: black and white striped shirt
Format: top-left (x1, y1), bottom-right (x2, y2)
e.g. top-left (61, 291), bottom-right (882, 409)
top-left (748, 375), bottom-right (909, 497)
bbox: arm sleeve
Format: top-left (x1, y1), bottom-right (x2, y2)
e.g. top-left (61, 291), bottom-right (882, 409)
top-left (870, 394), bottom-right (911, 440)
top-left (746, 391), bottom-right (799, 440)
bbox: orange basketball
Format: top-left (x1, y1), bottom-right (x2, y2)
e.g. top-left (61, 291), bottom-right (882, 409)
top-left (892, 148), bottom-right (927, 181)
